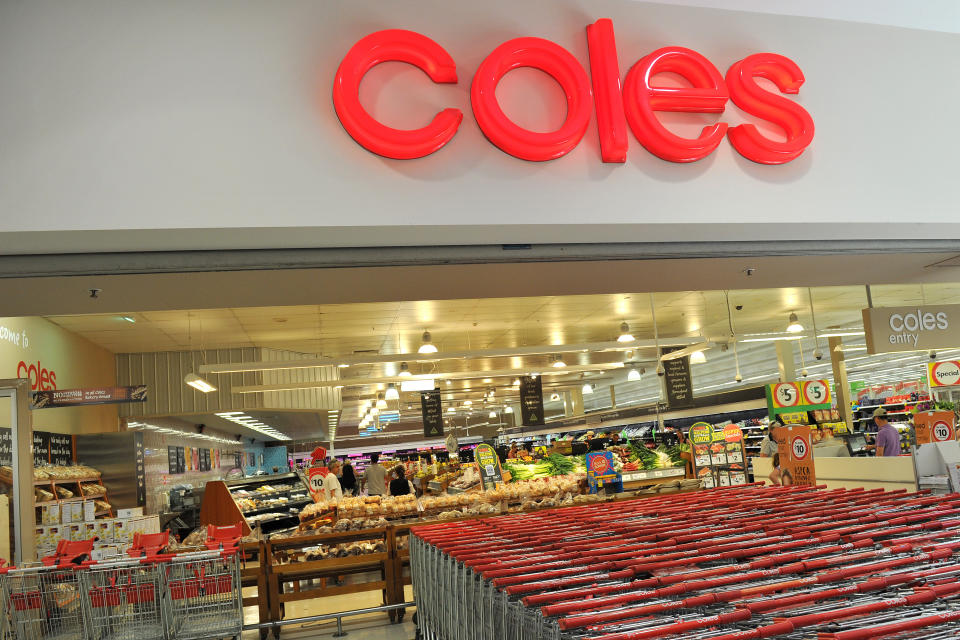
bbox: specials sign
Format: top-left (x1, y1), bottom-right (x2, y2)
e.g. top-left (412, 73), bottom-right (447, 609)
top-left (863, 305), bottom-right (960, 354)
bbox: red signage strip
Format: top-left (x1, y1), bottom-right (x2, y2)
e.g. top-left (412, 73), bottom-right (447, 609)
top-left (31, 385), bottom-right (147, 409)
top-left (333, 19), bottom-right (813, 164)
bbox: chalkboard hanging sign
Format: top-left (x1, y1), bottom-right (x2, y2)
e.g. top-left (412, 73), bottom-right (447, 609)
top-left (661, 347), bottom-right (694, 409)
top-left (49, 434), bottom-right (73, 466)
top-left (420, 390), bottom-right (444, 438)
top-left (32, 431), bottom-right (50, 466)
top-left (519, 376), bottom-right (545, 426)
top-left (0, 428), bottom-right (12, 467)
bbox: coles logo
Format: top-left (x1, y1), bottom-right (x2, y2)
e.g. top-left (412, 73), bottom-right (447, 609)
top-left (333, 19), bottom-right (814, 164)
top-left (17, 360), bottom-right (57, 391)
top-left (888, 309), bottom-right (949, 348)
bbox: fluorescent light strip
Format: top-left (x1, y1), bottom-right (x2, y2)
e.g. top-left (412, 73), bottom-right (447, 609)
top-left (215, 412), bottom-right (291, 441)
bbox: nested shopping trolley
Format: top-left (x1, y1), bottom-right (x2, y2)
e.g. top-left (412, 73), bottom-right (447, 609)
top-left (161, 550), bottom-right (243, 640)
top-left (0, 562), bottom-right (87, 640)
top-left (80, 556), bottom-right (168, 640)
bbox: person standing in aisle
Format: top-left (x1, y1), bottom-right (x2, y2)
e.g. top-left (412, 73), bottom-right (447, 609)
top-left (388, 466), bottom-right (413, 496)
top-left (322, 459), bottom-right (344, 501)
top-left (871, 408), bottom-right (902, 457)
top-left (340, 461), bottom-right (358, 497)
top-left (363, 452), bottom-right (387, 496)
top-left (759, 424), bottom-right (780, 457)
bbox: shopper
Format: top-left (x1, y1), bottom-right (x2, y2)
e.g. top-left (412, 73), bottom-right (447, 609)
top-left (340, 462), bottom-right (358, 497)
top-left (609, 432), bottom-right (621, 445)
top-left (322, 459), bottom-right (344, 501)
top-left (508, 442), bottom-right (519, 459)
top-left (388, 465), bottom-right (412, 496)
top-left (871, 408), bottom-right (902, 457)
top-left (364, 453), bottom-right (387, 496)
top-left (768, 453), bottom-right (793, 486)
top-left (759, 425), bottom-right (780, 457)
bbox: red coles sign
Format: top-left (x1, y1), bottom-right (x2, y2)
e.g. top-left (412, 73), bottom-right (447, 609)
top-left (333, 19), bottom-right (814, 165)
top-left (17, 360), bottom-right (57, 391)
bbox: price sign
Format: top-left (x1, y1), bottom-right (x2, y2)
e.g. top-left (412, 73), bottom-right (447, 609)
top-left (474, 443), bottom-right (503, 491)
top-left (934, 421), bottom-right (953, 442)
top-left (791, 435), bottom-right (810, 460)
top-left (774, 383), bottom-right (800, 408)
top-left (915, 412), bottom-right (956, 445)
top-left (802, 380), bottom-right (831, 405)
top-left (586, 451), bottom-right (620, 494)
top-left (307, 467), bottom-right (330, 502)
top-left (928, 360), bottom-right (960, 387)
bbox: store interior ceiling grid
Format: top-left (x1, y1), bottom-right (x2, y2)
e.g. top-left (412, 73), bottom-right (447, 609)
top-left (40, 281), bottom-right (960, 443)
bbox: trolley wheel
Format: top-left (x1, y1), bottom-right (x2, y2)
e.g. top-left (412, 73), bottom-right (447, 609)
top-left (397, 608), bottom-right (406, 623)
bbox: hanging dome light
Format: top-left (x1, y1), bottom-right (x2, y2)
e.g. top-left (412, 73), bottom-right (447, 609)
top-left (627, 366), bottom-right (642, 382)
top-left (617, 322), bottom-right (635, 343)
top-left (512, 378), bottom-right (520, 387)
top-left (582, 383), bottom-right (594, 395)
top-left (399, 362), bottom-right (411, 377)
top-left (376, 392), bottom-right (387, 409)
top-left (447, 406), bottom-right (456, 413)
top-left (786, 312), bottom-right (804, 333)
top-left (552, 355), bottom-right (567, 368)
top-left (418, 331), bottom-right (438, 354)
top-left (488, 410), bottom-right (497, 419)
top-left (690, 350), bottom-right (707, 364)
top-left (504, 406), bottom-right (514, 414)
top-left (549, 392), bottom-right (561, 401)
top-left (385, 383), bottom-right (399, 401)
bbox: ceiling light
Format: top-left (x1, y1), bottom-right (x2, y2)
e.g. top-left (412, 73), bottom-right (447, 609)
top-left (399, 362), bottom-right (411, 377)
top-left (627, 367), bottom-right (642, 382)
top-left (385, 383), bottom-right (399, 401)
top-left (617, 322), bottom-right (635, 343)
top-left (120, 315), bottom-right (136, 324)
top-left (376, 393), bottom-right (387, 409)
top-left (482, 378), bottom-right (493, 383)
top-left (370, 406), bottom-right (379, 416)
top-left (582, 383), bottom-right (594, 395)
top-left (552, 355), bottom-right (567, 368)
top-left (184, 373), bottom-right (217, 393)
top-left (338, 363), bottom-right (349, 368)
top-left (447, 407), bottom-right (456, 413)
top-left (463, 399), bottom-right (472, 406)
top-left (487, 388), bottom-right (495, 398)
top-left (786, 312), bottom-right (804, 333)
top-left (446, 379), bottom-right (453, 387)
top-left (690, 350), bottom-right (707, 364)
top-left (418, 331), bottom-right (438, 354)
top-left (401, 378), bottom-right (436, 392)
top-left (489, 410), bottom-right (497, 419)
top-left (504, 406), bottom-right (514, 414)
top-left (512, 378), bottom-right (520, 387)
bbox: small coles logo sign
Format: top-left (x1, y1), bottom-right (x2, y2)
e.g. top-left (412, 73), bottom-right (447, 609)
top-left (17, 360), bottom-right (57, 391)
top-left (332, 19), bottom-right (813, 165)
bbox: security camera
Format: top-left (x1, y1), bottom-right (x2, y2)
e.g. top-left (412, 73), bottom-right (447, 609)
top-left (930, 351), bottom-right (938, 360)
top-left (734, 373), bottom-right (743, 383)
top-left (89, 288), bottom-right (101, 299)
top-left (801, 368), bottom-right (809, 377)
top-left (735, 305), bottom-right (744, 311)
top-left (813, 349), bottom-right (824, 361)
top-left (656, 364), bottom-right (665, 377)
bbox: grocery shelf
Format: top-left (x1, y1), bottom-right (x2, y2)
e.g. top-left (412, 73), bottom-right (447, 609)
top-left (241, 499), bottom-right (311, 517)
top-left (621, 467), bottom-right (685, 483)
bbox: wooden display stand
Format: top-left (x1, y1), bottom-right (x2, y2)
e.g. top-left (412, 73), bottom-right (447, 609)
top-left (33, 473), bottom-right (113, 520)
top-left (199, 481), bottom-right (252, 536)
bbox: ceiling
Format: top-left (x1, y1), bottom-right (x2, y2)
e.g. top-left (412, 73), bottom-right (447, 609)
top-left (40, 280), bottom-right (960, 443)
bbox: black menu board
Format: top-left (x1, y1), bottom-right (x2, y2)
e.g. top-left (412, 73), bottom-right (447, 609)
top-left (421, 390), bottom-right (444, 437)
top-left (519, 376), bottom-right (545, 426)
top-left (234, 451), bottom-right (243, 471)
top-left (49, 434), bottom-right (73, 466)
top-left (662, 348), bottom-right (694, 408)
top-left (134, 432), bottom-right (146, 506)
top-left (167, 445), bottom-right (186, 474)
top-left (200, 448), bottom-right (211, 472)
top-left (32, 430), bottom-right (50, 466)
top-left (0, 428), bottom-right (11, 466)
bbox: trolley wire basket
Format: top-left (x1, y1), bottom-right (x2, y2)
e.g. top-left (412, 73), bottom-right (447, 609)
top-left (162, 550), bottom-right (243, 640)
top-left (0, 563), bottom-right (87, 640)
top-left (80, 558), bottom-right (166, 640)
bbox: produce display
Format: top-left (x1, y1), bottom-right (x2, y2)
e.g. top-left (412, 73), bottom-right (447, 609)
top-left (413, 484), bottom-right (960, 640)
top-left (621, 443), bottom-right (686, 472)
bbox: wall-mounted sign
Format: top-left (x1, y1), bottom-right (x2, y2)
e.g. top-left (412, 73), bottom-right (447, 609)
top-left (519, 376), bottom-right (545, 426)
top-left (766, 380), bottom-right (831, 417)
top-left (928, 360), bottom-right (960, 388)
top-left (863, 305), bottom-right (960, 354)
top-left (915, 412), bottom-right (956, 445)
top-left (420, 390), bottom-right (444, 437)
top-left (661, 348), bottom-right (694, 408)
top-left (134, 432), bottom-right (146, 506)
top-left (473, 443), bottom-right (503, 491)
top-left (31, 385), bottom-right (147, 409)
top-left (334, 20), bottom-right (813, 165)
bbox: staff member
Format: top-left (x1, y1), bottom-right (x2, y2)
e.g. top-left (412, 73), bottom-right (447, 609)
top-left (871, 408), bottom-right (902, 457)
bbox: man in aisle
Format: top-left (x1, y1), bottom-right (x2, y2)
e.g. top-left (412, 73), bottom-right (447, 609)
top-left (871, 408), bottom-right (902, 457)
top-left (364, 452), bottom-right (387, 496)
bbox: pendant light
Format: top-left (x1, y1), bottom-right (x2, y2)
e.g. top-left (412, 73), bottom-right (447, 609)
top-left (488, 410), bottom-right (497, 419)
top-left (376, 393), bottom-right (387, 409)
top-left (512, 378), bottom-right (520, 387)
top-left (808, 288), bottom-right (823, 360)
top-left (786, 312), bottom-right (804, 333)
top-left (384, 383), bottom-right (399, 401)
top-left (627, 366), bottom-right (642, 382)
top-left (617, 322), bottom-right (635, 343)
top-left (549, 392), bottom-right (561, 401)
top-left (505, 406), bottom-right (514, 414)
top-left (690, 350), bottom-right (707, 364)
top-left (399, 362), bottom-right (411, 377)
top-left (184, 313), bottom-right (216, 393)
top-left (552, 355), bottom-right (567, 368)
top-left (418, 331), bottom-right (438, 354)
top-left (582, 383), bottom-right (594, 395)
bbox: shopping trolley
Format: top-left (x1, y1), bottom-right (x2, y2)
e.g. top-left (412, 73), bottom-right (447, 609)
top-left (163, 550), bottom-right (243, 640)
top-left (203, 524), bottom-right (242, 551)
top-left (42, 539), bottom-right (97, 567)
top-left (0, 562), bottom-right (86, 640)
top-left (79, 557), bottom-right (166, 640)
top-left (126, 533), bottom-right (171, 558)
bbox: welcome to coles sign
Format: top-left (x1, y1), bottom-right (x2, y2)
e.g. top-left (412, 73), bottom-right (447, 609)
top-left (333, 19), bottom-right (813, 165)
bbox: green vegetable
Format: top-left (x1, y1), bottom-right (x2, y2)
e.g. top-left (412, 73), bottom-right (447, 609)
top-left (542, 453), bottom-right (576, 476)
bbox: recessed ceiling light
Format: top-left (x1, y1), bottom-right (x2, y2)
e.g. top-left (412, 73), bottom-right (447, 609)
top-left (120, 315), bottom-right (136, 324)
top-left (482, 378), bottom-right (492, 383)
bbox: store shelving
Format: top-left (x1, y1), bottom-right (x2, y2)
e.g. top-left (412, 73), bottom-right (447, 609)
top-left (199, 471), bottom-right (310, 536)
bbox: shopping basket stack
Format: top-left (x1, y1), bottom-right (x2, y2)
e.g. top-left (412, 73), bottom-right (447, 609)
top-left (0, 544), bottom-right (243, 640)
top-left (411, 484), bottom-right (960, 640)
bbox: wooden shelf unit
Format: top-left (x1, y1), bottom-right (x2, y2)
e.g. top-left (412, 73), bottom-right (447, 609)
top-left (0, 471), bottom-right (114, 523)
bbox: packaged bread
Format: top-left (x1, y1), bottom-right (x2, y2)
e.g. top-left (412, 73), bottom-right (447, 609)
top-left (55, 486), bottom-right (74, 499)
top-left (35, 487), bottom-right (55, 502)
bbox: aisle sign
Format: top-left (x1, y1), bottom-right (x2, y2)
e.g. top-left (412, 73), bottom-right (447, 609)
top-left (766, 381), bottom-right (831, 417)
top-left (661, 348), bottom-right (694, 409)
top-left (31, 385), bottom-right (147, 409)
top-left (772, 424), bottom-right (816, 487)
top-left (586, 451), bottom-right (621, 493)
top-left (474, 443), bottom-right (503, 491)
top-left (915, 412), bottom-right (956, 445)
top-left (519, 376), bottom-right (545, 426)
top-left (928, 360), bottom-right (960, 388)
top-left (420, 390), bottom-right (444, 437)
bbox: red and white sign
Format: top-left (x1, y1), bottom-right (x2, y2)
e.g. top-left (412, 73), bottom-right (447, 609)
top-left (307, 466), bottom-right (330, 503)
top-left (928, 360), bottom-right (960, 387)
top-left (773, 383), bottom-right (801, 408)
top-left (915, 412), bottom-right (956, 445)
top-left (791, 435), bottom-right (810, 461)
top-left (333, 19), bottom-right (813, 165)
top-left (801, 380), bottom-right (830, 406)
top-left (933, 421), bottom-right (954, 442)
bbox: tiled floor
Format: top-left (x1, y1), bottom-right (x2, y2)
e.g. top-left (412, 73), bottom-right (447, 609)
top-left (242, 585), bottom-right (416, 640)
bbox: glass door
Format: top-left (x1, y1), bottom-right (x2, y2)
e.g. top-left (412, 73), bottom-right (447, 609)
top-left (0, 380), bottom-right (34, 565)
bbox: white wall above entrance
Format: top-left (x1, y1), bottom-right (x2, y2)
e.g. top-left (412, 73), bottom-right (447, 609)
top-left (0, 1), bottom-right (958, 255)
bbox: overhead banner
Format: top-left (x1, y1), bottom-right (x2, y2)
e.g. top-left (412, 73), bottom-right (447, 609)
top-left (863, 305), bottom-right (960, 354)
top-left (420, 390), bottom-right (444, 438)
top-left (928, 360), bottom-right (960, 388)
top-left (661, 348), bottom-right (694, 408)
top-left (31, 385), bottom-right (147, 409)
top-left (519, 376), bottom-right (545, 426)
